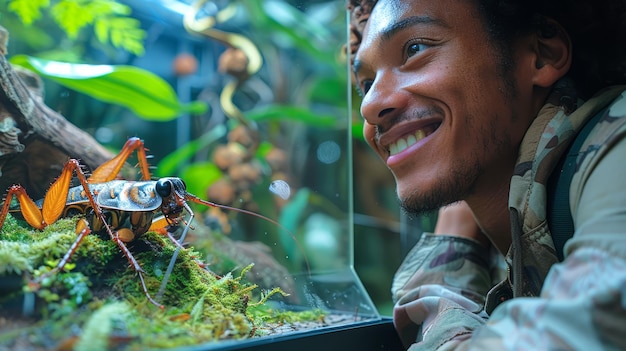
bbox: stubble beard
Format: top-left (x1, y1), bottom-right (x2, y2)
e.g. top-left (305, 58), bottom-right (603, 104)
top-left (397, 158), bottom-right (482, 217)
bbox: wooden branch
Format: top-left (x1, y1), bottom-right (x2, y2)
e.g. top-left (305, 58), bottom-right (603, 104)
top-left (0, 27), bottom-right (114, 199)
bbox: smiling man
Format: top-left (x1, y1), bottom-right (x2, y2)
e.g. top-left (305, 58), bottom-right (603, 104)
top-left (350, 0), bottom-right (626, 349)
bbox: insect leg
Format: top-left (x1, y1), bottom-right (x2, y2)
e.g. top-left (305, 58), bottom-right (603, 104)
top-left (156, 201), bottom-right (196, 301)
top-left (29, 225), bottom-right (93, 290)
top-left (0, 185), bottom-right (45, 230)
top-left (111, 233), bottom-right (164, 309)
top-left (88, 137), bottom-right (153, 183)
top-left (0, 159), bottom-right (88, 231)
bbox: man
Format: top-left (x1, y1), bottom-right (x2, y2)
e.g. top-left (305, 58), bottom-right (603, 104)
top-left (350, 0), bottom-right (626, 349)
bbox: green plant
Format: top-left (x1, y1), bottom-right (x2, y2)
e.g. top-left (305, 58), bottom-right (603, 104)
top-left (10, 55), bottom-right (208, 121)
top-left (3, 0), bottom-right (146, 55)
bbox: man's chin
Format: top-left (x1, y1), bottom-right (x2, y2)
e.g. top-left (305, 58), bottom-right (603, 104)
top-left (397, 184), bottom-right (466, 217)
top-left (397, 193), bottom-right (445, 217)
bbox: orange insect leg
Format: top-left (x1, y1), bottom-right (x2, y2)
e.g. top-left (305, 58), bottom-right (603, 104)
top-left (0, 159), bottom-right (96, 231)
top-left (148, 215), bottom-right (169, 232)
top-left (88, 137), bottom-right (152, 183)
top-left (0, 185), bottom-right (45, 230)
top-left (41, 160), bottom-right (81, 226)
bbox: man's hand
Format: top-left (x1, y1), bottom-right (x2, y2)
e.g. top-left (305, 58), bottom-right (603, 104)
top-left (434, 201), bottom-right (491, 248)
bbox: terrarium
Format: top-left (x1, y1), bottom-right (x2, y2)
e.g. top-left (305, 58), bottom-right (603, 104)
top-left (0, 1), bottom-right (402, 350)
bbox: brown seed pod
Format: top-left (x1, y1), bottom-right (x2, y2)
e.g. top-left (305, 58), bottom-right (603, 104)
top-left (228, 125), bottom-right (259, 149)
top-left (218, 47), bottom-right (249, 80)
top-left (172, 53), bottom-right (198, 76)
top-left (228, 162), bottom-right (262, 189)
top-left (228, 163), bottom-right (248, 183)
top-left (226, 141), bottom-right (249, 160)
top-left (265, 147), bottom-right (288, 173)
top-left (212, 144), bottom-right (245, 170)
top-left (207, 178), bottom-right (236, 205)
top-left (212, 145), bottom-right (234, 170)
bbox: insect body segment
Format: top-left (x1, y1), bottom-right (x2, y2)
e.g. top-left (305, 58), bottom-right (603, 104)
top-left (95, 181), bottom-right (163, 211)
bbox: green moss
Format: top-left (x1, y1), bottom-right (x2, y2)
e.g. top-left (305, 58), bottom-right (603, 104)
top-left (0, 214), bottom-right (324, 349)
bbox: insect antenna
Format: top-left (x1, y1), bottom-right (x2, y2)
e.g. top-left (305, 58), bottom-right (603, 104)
top-left (185, 193), bottom-right (311, 276)
top-left (156, 193), bottom-right (311, 304)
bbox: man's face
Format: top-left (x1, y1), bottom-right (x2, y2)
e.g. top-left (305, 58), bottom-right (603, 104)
top-left (353, 0), bottom-right (536, 214)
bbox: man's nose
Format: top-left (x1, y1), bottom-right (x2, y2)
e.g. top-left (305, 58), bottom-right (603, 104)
top-left (359, 75), bottom-right (405, 125)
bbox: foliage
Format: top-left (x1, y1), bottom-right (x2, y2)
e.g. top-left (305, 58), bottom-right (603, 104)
top-left (155, 125), bottom-right (227, 178)
top-left (246, 105), bottom-right (337, 128)
top-left (10, 55), bottom-right (207, 121)
top-left (241, 1), bottom-right (340, 67)
top-left (3, 0), bottom-right (146, 55)
top-left (157, 0), bottom-right (351, 211)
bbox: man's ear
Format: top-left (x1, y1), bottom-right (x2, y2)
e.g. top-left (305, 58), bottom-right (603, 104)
top-left (532, 18), bottom-right (572, 88)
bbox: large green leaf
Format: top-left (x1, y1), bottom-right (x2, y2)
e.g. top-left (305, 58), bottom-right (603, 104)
top-left (245, 105), bottom-right (337, 128)
top-left (307, 76), bottom-right (348, 107)
top-left (9, 55), bottom-right (207, 121)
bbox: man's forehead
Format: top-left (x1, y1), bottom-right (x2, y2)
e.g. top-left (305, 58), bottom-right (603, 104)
top-left (359, 0), bottom-right (437, 57)
top-left (355, 0), bottom-right (409, 72)
top-left (365, 0), bottom-right (412, 35)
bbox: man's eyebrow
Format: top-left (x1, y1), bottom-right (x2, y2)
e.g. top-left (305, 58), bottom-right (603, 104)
top-left (382, 15), bottom-right (447, 40)
top-left (353, 16), bottom-right (446, 76)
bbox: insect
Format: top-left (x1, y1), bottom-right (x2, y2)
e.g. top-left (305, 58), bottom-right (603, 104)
top-left (0, 137), bottom-right (306, 309)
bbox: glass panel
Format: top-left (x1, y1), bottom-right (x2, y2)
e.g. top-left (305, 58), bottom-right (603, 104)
top-left (0, 0), bottom-right (381, 349)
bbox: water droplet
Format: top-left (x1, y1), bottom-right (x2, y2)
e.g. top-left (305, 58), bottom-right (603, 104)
top-left (269, 179), bottom-right (291, 200)
top-left (316, 140), bottom-right (341, 164)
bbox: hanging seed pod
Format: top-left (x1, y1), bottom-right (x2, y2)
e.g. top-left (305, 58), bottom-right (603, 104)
top-left (228, 125), bottom-right (259, 150)
top-left (218, 47), bottom-right (249, 80)
top-left (207, 178), bottom-right (237, 205)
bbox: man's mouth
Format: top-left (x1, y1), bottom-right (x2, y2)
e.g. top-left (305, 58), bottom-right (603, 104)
top-left (388, 124), bottom-right (440, 156)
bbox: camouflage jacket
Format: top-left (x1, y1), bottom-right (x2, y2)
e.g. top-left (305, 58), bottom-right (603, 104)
top-left (392, 85), bottom-right (626, 350)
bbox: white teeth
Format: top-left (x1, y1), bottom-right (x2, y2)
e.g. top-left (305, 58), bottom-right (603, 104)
top-left (389, 129), bottom-right (427, 156)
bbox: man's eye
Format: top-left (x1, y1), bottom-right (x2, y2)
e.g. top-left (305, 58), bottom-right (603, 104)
top-left (359, 80), bottom-right (373, 96)
top-left (406, 42), bottom-right (428, 58)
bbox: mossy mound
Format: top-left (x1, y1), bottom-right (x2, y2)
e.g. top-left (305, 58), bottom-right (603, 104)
top-left (0, 215), bottom-right (323, 350)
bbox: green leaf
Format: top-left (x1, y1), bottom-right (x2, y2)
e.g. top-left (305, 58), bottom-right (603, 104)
top-left (6, 0), bottom-right (146, 55)
top-left (245, 105), bottom-right (337, 128)
top-left (10, 55), bottom-right (207, 121)
top-left (51, 0), bottom-right (95, 38)
top-left (243, 1), bottom-right (337, 64)
top-left (88, 0), bottom-right (130, 16)
top-left (180, 162), bottom-right (223, 200)
top-left (255, 141), bottom-right (274, 158)
top-left (352, 120), bottom-right (365, 141)
top-left (7, 0), bottom-right (49, 25)
top-left (94, 17), bottom-right (110, 43)
top-left (155, 126), bottom-right (227, 177)
top-left (278, 188), bottom-right (310, 255)
top-left (307, 77), bottom-right (348, 107)
top-left (106, 17), bottom-right (145, 55)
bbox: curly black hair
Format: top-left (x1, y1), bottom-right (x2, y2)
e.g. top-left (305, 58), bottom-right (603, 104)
top-left (348, 0), bottom-right (626, 97)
